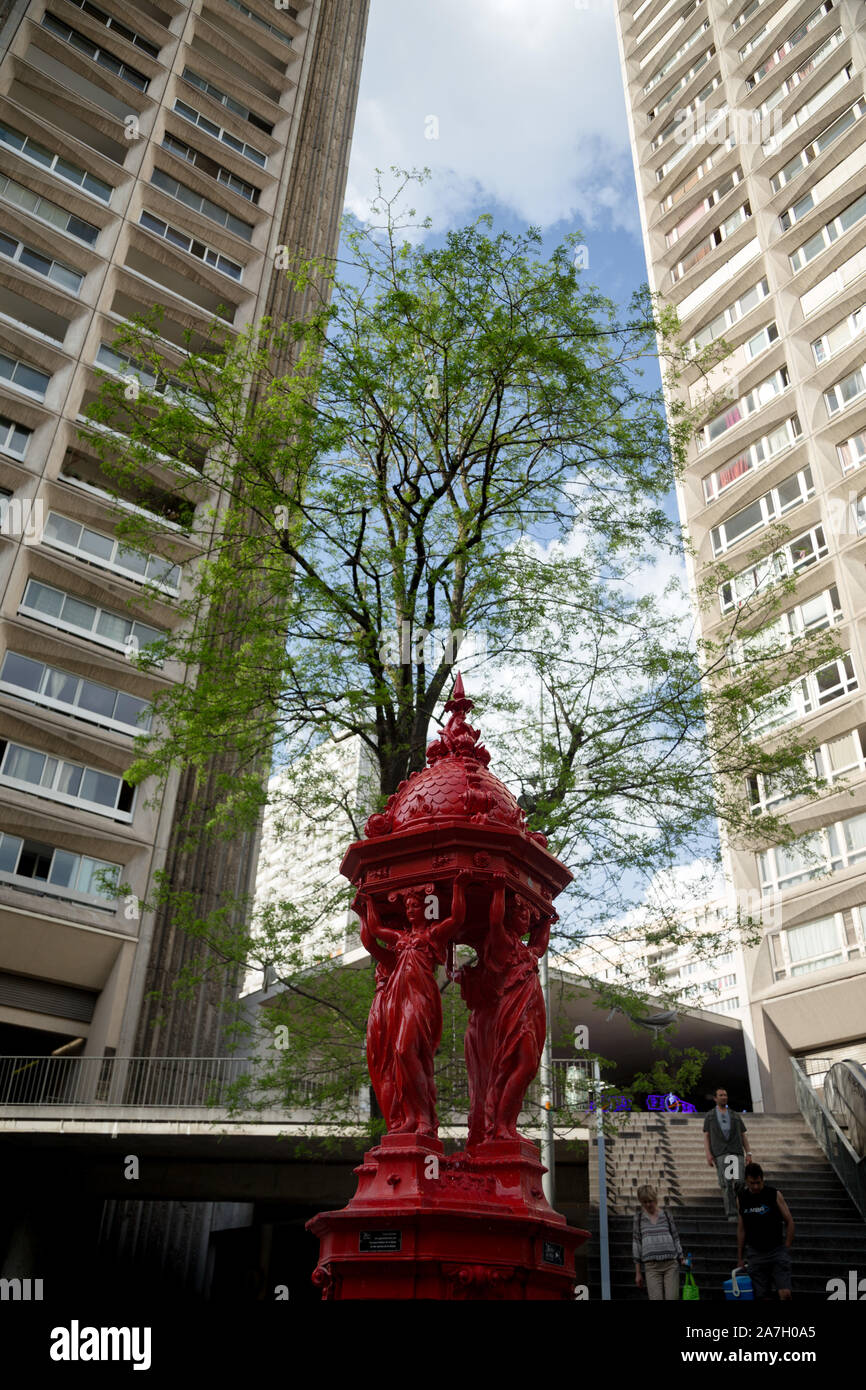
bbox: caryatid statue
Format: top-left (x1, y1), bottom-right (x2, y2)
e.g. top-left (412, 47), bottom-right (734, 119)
top-left (346, 673), bottom-right (567, 1148)
top-left (459, 873), bottom-right (551, 1144)
top-left (355, 872), bottom-right (469, 1137)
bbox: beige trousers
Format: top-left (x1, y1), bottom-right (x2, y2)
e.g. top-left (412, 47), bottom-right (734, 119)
top-left (645, 1258), bottom-right (680, 1300)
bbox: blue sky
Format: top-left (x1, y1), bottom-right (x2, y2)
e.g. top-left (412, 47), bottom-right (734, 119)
top-left (347, 0), bottom-right (655, 331)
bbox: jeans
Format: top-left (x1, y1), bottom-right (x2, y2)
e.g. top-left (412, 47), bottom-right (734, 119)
top-left (645, 1258), bottom-right (680, 1301)
top-left (715, 1153), bottom-right (743, 1216)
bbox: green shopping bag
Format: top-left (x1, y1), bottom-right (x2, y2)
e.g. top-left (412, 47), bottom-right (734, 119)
top-left (682, 1269), bottom-right (700, 1301)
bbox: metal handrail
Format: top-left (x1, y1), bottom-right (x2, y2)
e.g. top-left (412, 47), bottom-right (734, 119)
top-left (0, 1054), bottom-right (597, 1116)
top-left (824, 1059), bottom-right (866, 1158)
top-left (791, 1056), bottom-right (866, 1221)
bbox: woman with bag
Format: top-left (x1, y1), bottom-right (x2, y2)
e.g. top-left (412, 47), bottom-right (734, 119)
top-left (633, 1184), bottom-right (686, 1300)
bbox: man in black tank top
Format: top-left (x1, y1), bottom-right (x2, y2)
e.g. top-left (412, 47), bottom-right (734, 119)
top-left (737, 1163), bottom-right (795, 1300)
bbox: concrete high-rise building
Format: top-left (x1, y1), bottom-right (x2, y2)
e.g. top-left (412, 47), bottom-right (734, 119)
top-left (613, 0), bottom-right (866, 1110)
top-left (0, 0), bottom-right (369, 1064)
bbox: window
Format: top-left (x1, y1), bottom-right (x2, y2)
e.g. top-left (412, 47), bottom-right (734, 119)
top-left (0, 228), bottom-right (84, 294)
top-left (697, 368), bottom-right (790, 454)
top-left (756, 23), bottom-right (844, 115)
top-left (172, 98), bottom-right (267, 168)
top-left (711, 466), bottom-right (814, 556)
top-left (0, 353), bottom-right (50, 401)
top-left (63, 0), bottom-right (160, 58)
top-left (19, 577), bottom-right (165, 654)
top-left (824, 362), bottom-right (866, 416)
top-left (95, 342), bottom-right (208, 417)
top-left (0, 119), bottom-right (112, 202)
top-left (837, 432), bottom-right (866, 475)
top-left (752, 726), bottom-right (866, 814)
top-left (643, 16), bottom-right (711, 94)
top-left (646, 45), bottom-right (715, 123)
top-left (160, 132), bottom-right (260, 203)
top-left (720, 525), bottom-right (828, 612)
top-left (737, 0), bottom-right (799, 62)
top-left (789, 191), bottom-right (866, 273)
top-left (765, 67), bottom-right (856, 161)
top-left (730, 584), bottom-right (841, 668)
top-left (0, 830), bottom-right (120, 904)
top-left (42, 510), bottom-right (181, 592)
top-left (651, 74), bottom-right (721, 152)
top-left (812, 305), bottom-right (865, 365)
top-left (671, 202), bottom-right (750, 281)
top-left (0, 650), bottom-right (151, 734)
top-left (749, 652), bottom-right (857, 737)
top-left (784, 917), bottom-right (844, 974)
top-left (744, 2), bottom-right (836, 89)
top-left (709, 995), bottom-right (740, 1013)
top-left (687, 277), bottom-right (771, 354)
top-left (223, 0), bottom-right (294, 47)
top-left (40, 13), bottom-right (150, 91)
top-left (181, 68), bottom-right (273, 135)
top-left (703, 415), bottom-right (801, 504)
top-left (656, 107), bottom-right (730, 182)
top-left (0, 414), bottom-right (32, 460)
top-left (0, 737), bottom-right (134, 819)
top-left (149, 167), bottom-right (253, 240)
top-left (138, 210), bottom-right (242, 281)
top-left (770, 907), bottom-right (865, 979)
top-left (0, 173), bottom-right (100, 245)
top-left (732, 0), bottom-right (762, 31)
top-left (665, 168), bottom-right (743, 248)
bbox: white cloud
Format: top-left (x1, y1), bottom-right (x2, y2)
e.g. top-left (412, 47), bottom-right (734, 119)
top-left (347, 0), bottom-right (639, 235)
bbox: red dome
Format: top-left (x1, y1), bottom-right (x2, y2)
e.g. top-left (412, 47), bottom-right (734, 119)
top-left (363, 675), bottom-right (547, 846)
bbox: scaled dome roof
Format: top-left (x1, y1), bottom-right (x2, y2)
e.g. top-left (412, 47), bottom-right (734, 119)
top-left (363, 675), bottom-right (547, 846)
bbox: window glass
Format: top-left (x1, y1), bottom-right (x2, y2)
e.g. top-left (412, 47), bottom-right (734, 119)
top-left (47, 848), bottom-right (77, 886)
top-left (78, 679), bottom-right (115, 717)
top-left (25, 581), bottom-right (64, 618)
top-left (115, 691), bottom-right (150, 728)
top-left (785, 916), bottom-right (838, 962)
top-left (55, 762), bottom-right (83, 797)
top-left (43, 668), bottom-right (79, 703)
top-left (45, 513), bottom-right (82, 548)
top-left (725, 499), bottom-right (764, 544)
top-left (1, 652), bottom-right (42, 691)
top-left (96, 610), bottom-right (128, 643)
top-left (62, 596), bottom-right (97, 630)
top-left (79, 527), bottom-right (115, 562)
top-left (3, 744), bottom-right (46, 784)
top-left (81, 767), bottom-right (119, 807)
top-left (0, 833), bottom-right (22, 872)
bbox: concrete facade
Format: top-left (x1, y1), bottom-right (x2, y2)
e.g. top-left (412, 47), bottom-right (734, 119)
top-left (0, 0), bottom-right (369, 1063)
top-left (613, 0), bottom-right (866, 1110)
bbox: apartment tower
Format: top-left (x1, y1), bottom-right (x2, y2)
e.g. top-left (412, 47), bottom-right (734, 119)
top-left (613, 0), bottom-right (866, 1109)
top-left (0, 0), bottom-right (369, 1066)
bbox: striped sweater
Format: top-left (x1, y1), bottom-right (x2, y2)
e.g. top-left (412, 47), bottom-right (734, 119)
top-left (632, 1207), bottom-right (683, 1263)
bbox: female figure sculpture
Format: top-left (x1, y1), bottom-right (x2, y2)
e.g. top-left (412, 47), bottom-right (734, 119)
top-left (478, 875), bottom-right (551, 1142)
top-left (355, 872), bottom-right (469, 1137)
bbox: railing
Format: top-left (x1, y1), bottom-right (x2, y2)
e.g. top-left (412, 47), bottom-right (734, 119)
top-left (824, 1059), bottom-right (866, 1158)
top-left (791, 1056), bottom-right (866, 1221)
top-left (0, 1054), bottom-right (597, 1119)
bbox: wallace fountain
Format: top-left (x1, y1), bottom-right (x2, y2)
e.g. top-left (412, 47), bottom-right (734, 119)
top-left (307, 675), bottom-right (590, 1299)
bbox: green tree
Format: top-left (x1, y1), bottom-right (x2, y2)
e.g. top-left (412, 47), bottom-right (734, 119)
top-left (80, 172), bottom-right (845, 1131)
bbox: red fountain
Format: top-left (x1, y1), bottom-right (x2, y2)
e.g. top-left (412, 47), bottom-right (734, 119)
top-left (307, 675), bottom-right (590, 1299)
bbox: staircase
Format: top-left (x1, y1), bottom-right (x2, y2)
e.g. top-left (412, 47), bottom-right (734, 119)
top-left (586, 1112), bottom-right (866, 1300)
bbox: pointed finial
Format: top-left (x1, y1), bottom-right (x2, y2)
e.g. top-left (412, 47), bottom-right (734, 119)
top-left (444, 671), bottom-right (473, 715)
